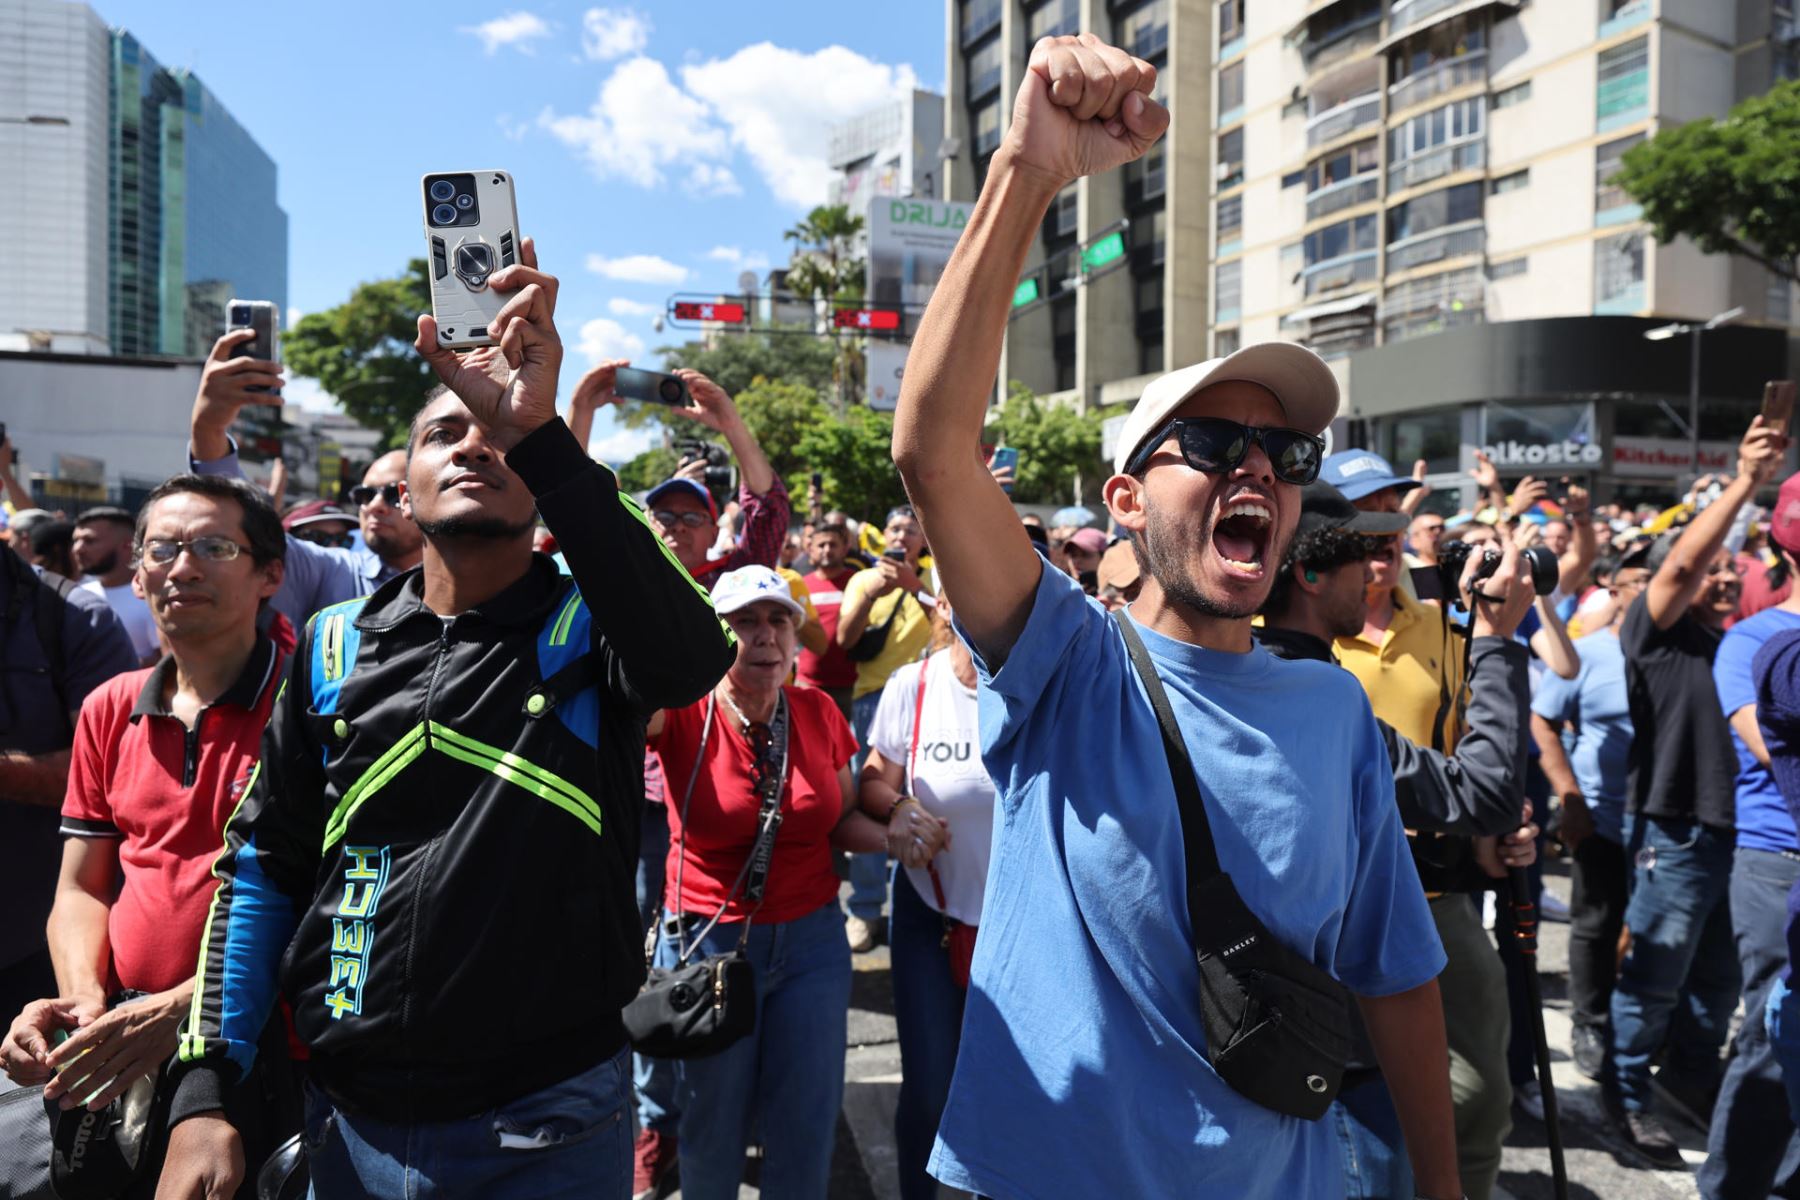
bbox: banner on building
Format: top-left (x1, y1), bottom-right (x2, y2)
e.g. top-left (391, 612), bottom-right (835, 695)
top-left (863, 197), bottom-right (974, 406)
top-left (866, 342), bottom-right (909, 412)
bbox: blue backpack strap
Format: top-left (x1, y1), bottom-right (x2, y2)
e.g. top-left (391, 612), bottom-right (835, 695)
top-left (309, 598), bottom-right (370, 717)
top-left (533, 581), bottom-right (600, 749)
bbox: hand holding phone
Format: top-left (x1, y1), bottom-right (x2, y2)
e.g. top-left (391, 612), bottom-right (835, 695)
top-left (990, 446), bottom-right (1020, 494)
top-left (1762, 380), bottom-right (1795, 439)
top-left (612, 367), bottom-right (691, 407)
top-left (421, 171), bottom-right (521, 350)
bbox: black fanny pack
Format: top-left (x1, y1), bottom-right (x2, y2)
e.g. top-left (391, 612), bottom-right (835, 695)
top-left (1117, 613), bottom-right (1353, 1121)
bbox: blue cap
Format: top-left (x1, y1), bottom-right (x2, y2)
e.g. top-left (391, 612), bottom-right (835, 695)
top-left (1050, 505), bottom-right (1099, 529)
top-left (644, 477), bottom-right (719, 521)
top-left (1319, 449), bottom-right (1421, 503)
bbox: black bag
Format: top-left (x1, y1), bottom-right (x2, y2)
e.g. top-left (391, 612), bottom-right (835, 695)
top-left (846, 590), bottom-right (911, 662)
top-left (623, 692), bottom-right (789, 1060)
top-left (1116, 613), bottom-right (1353, 1121)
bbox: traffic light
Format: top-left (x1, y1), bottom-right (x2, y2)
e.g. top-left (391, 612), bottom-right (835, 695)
top-left (832, 307), bottom-right (902, 331)
top-left (670, 301), bottom-right (748, 323)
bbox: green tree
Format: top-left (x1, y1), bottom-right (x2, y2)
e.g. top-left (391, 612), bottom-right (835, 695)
top-left (660, 332), bottom-right (836, 403)
top-left (1614, 79), bottom-right (1800, 285)
top-left (987, 381), bottom-right (1111, 505)
top-left (733, 377), bottom-right (832, 484)
top-left (283, 259), bottom-right (438, 447)
top-left (796, 406), bottom-right (907, 521)
top-left (615, 445), bottom-right (681, 493)
top-left (783, 204), bottom-right (866, 307)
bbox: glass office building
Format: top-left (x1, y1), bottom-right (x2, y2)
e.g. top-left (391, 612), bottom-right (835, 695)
top-left (108, 30), bottom-right (286, 357)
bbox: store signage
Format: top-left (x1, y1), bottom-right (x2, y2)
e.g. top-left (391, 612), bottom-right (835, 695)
top-left (1612, 436), bottom-right (1735, 477)
top-left (1480, 439), bottom-right (1603, 468)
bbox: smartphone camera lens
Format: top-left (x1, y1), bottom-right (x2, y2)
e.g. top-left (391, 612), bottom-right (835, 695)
top-left (658, 377), bottom-right (684, 404)
top-left (429, 180), bottom-right (455, 202)
top-left (433, 203), bottom-right (457, 225)
top-left (455, 193), bottom-right (474, 210)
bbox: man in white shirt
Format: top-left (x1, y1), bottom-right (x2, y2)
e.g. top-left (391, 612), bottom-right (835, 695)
top-left (72, 506), bottom-right (159, 665)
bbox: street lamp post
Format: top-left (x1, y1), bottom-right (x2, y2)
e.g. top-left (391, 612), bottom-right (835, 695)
top-left (1643, 306), bottom-right (1744, 480)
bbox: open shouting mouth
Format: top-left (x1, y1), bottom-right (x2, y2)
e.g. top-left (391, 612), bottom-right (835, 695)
top-left (1213, 498), bottom-right (1272, 575)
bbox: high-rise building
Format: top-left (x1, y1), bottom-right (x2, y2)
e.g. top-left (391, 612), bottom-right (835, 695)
top-left (0, 0), bottom-right (287, 357)
top-left (829, 90), bottom-right (948, 219)
top-left (1224, 0), bottom-right (1798, 501)
top-left (943, 0), bottom-right (1209, 414)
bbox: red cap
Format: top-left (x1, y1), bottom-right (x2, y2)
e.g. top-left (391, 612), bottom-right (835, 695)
top-left (1770, 474), bottom-right (1800, 558)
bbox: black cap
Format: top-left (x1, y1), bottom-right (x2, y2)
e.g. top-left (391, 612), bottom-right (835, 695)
top-left (1296, 480), bottom-right (1411, 539)
top-left (1616, 537), bottom-right (1655, 572)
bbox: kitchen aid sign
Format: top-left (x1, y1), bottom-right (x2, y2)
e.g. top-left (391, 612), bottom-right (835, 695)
top-left (1612, 437), bottom-right (1734, 477)
top-left (1481, 439), bottom-right (1604, 468)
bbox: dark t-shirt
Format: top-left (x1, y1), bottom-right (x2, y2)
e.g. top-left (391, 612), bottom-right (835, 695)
top-left (1621, 592), bottom-right (1735, 829)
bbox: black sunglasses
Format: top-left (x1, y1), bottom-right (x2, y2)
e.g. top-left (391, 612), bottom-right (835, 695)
top-left (1129, 417), bottom-right (1325, 485)
top-left (349, 484), bottom-right (402, 507)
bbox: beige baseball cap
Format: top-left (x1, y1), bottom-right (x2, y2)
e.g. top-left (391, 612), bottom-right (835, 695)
top-left (1111, 343), bottom-right (1340, 475)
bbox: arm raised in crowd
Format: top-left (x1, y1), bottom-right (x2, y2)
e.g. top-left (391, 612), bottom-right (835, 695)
top-left (669, 370), bottom-right (790, 571)
top-left (415, 249), bottom-right (732, 712)
top-left (894, 35), bottom-right (1167, 664)
top-left (1646, 416), bottom-right (1787, 629)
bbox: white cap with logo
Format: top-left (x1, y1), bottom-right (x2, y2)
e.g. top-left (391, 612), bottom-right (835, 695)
top-left (710, 565), bottom-right (806, 619)
top-left (1111, 343), bottom-right (1341, 475)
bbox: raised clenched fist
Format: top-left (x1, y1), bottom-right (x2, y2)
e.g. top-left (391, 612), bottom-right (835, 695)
top-left (1003, 33), bottom-right (1169, 187)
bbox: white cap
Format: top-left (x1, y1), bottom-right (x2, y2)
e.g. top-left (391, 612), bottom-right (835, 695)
top-left (710, 565), bottom-right (806, 619)
top-left (1112, 343), bottom-right (1340, 474)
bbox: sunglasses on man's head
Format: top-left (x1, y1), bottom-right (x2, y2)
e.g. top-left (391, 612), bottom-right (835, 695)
top-left (349, 484), bottom-right (402, 508)
top-left (1128, 417), bottom-right (1325, 485)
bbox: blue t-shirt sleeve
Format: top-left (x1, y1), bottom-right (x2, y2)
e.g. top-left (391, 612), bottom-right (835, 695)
top-left (1531, 665), bottom-right (1577, 723)
top-left (1715, 625), bottom-right (1761, 720)
top-left (953, 556), bottom-right (1095, 754)
top-left (1331, 704), bottom-right (1447, 997)
top-left (59, 586), bottom-right (138, 708)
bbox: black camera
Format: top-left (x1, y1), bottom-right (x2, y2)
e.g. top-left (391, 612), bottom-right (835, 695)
top-left (1435, 540), bottom-right (1560, 609)
top-left (675, 439), bottom-right (734, 496)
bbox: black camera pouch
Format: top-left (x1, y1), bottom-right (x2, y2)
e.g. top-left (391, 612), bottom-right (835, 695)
top-left (1116, 612), bottom-right (1354, 1122)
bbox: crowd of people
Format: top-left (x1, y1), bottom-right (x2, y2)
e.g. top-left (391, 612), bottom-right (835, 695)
top-left (2, 30), bottom-right (1799, 1200)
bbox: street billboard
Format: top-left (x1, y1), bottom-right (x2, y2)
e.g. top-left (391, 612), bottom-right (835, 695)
top-left (864, 196), bottom-right (973, 409)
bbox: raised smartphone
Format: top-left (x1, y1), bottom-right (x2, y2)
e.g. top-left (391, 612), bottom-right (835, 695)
top-left (1762, 380), bottom-right (1795, 439)
top-left (990, 446), bottom-right (1020, 494)
top-left (613, 367), bottom-right (690, 407)
top-left (421, 171), bottom-right (521, 350)
top-left (227, 299), bottom-right (280, 393)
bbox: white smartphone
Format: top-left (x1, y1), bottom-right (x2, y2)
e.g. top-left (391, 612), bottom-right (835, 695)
top-left (421, 170), bottom-right (521, 350)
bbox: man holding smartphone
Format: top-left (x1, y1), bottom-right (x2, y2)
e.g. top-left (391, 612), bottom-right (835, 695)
top-left (155, 240), bottom-right (733, 1200)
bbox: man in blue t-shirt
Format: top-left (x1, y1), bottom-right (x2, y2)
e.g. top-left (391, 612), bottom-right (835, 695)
top-left (1698, 473), bottom-right (1800, 1198)
top-left (888, 35), bottom-right (1459, 1200)
top-left (1531, 544), bottom-right (1646, 1081)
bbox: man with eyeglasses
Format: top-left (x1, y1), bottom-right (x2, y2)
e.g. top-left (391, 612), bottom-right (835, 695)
top-left (890, 33), bottom-right (1459, 1199)
top-left (1409, 513), bottom-right (1447, 570)
top-left (2, 474), bottom-right (296, 1177)
top-left (188, 334), bottom-right (426, 632)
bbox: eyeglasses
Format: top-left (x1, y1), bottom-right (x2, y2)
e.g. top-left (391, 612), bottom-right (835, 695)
top-left (137, 535), bottom-right (254, 567)
top-left (349, 484), bottom-right (402, 508)
top-left (1129, 417), bottom-right (1326, 485)
top-left (297, 530), bottom-right (356, 549)
top-left (652, 509), bottom-right (711, 531)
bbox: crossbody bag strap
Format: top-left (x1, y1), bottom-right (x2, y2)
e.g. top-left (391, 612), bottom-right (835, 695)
top-left (1113, 610), bottom-right (1224, 882)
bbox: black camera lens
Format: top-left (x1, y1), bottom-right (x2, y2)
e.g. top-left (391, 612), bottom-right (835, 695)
top-left (429, 179), bottom-right (455, 202)
top-left (1521, 545), bottom-right (1561, 597)
top-left (432, 203), bottom-right (457, 225)
top-left (229, 304), bottom-right (249, 324)
top-left (455, 193), bottom-right (475, 210)
top-left (657, 377), bottom-right (684, 404)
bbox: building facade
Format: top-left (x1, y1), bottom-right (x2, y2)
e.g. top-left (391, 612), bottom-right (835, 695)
top-left (0, 0), bottom-right (287, 358)
top-left (829, 89), bottom-right (949, 219)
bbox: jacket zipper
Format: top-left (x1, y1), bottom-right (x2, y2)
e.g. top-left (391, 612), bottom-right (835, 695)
top-left (422, 618), bottom-right (452, 749)
top-left (400, 618), bottom-right (454, 1077)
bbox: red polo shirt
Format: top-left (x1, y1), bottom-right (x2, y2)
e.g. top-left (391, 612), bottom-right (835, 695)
top-left (60, 636), bottom-right (283, 995)
top-left (797, 567), bottom-right (859, 691)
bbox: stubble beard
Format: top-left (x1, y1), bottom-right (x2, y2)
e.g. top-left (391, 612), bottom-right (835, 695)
top-left (1138, 503), bottom-right (1281, 621)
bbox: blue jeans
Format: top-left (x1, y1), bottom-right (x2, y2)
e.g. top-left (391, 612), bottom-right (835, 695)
top-left (1609, 816), bottom-right (1741, 1111)
top-left (1697, 848), bottom-right (1800, 1199)
top-left (303, 1048), bottom-right (631, 1199)
top-left (657, 901), bottom-right (851, 1200)
top-left (890, 865), bottom-right (966, 1200)
top-left (634, 802), bottom-right (680, 1135)
top-left (1770, 975), bottom-right (1800, 1125)
top-left (847, 690), bottom-right (889, 923)
top-left (1331, 1075), bottom-right (1415, 1200)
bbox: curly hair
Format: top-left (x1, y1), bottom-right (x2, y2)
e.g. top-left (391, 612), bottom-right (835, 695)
top-left (1261, 526), bottom-right (1377, 618)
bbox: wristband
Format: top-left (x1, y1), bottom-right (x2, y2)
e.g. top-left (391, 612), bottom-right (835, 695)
top-left (886, 793), bottom-right (913, 822)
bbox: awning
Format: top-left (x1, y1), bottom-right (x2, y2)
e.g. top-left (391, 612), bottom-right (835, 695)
top-left (1376, 0), bottom-right (1521, 53)
top-left (1281, 292), bottom-right (1377, 325)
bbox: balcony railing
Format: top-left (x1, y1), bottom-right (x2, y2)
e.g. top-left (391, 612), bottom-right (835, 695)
top-left (1305, 21), bottom-right (1382, 78)
top-left (1386, 138), bottom-right (1485, 194)
top-left (1390, 0), bottom-right (1472, 38)
top-left (1305, 172), bottom-right (1380, 222)
top-left (1302, 250), bottom-right (1379, 297)
top-left (1307, 319), bottom-right (1378, 359)
top-left (1306, 94), bottom-right (1382, 148)
top-left (1385, 221), bottom-right (1485, 274)
top-left (1598, 0), bottom-right (1651, 39)
top-left (1388, 49), bottom-right (1487, 114)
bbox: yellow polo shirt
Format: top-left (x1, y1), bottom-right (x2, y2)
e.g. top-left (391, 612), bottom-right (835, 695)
top-left (843, 565), bottom-right (936, 699)
top-left (1335, 588), bottom-right (1467, 752)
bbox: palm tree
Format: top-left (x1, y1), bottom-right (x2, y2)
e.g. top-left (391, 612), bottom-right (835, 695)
top-left (784, 205), bottom-right (866, 409)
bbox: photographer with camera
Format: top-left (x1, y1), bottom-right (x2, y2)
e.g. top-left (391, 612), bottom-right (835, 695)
top-left (1604, 414), bottom-right (1788, 1165)
top-left (1256, 480), bottom-right (1540, 1198)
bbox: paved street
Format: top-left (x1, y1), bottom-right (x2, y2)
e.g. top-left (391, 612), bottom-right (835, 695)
top-left (666, 860), bottom-right (1728, 1198)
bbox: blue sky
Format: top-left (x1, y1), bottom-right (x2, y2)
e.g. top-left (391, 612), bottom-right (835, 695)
top-left (97, 0), bottom-right (946, 459)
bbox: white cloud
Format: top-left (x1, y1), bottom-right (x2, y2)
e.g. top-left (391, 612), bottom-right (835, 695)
top-left (496, 113), bottom-right (532, 141)
top-left (588, 424), bottom-right (659, 464)
top-left (460, 11), bottom-right (552, 55)
top-left (541, 42), bottom-right (918, 207)
top-left (682, 44), bottom-right (920, 207)
top-left (704, 245), bottom-right (770, 270)
top-left (581, 7), bottom-right (651, 60)
top-left (607, 297), bottom-right (661, 317)
top-left (539, 57), bottom-right (727, 190)
top-left (585, 253), bottom-right (689, 284)
top-left (575, 317), bottom-right (648, 365)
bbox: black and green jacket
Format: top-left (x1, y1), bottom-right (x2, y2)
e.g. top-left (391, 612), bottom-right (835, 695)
top-left (169, 418), bottom-right (734, 1124)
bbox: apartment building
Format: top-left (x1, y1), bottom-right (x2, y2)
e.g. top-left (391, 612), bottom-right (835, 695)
top-left (1216, 0), bottom-right (1799, 500)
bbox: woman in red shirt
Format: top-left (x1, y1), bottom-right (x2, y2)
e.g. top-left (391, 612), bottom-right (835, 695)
top-left (644, 565), bottom-right (886, 1200)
